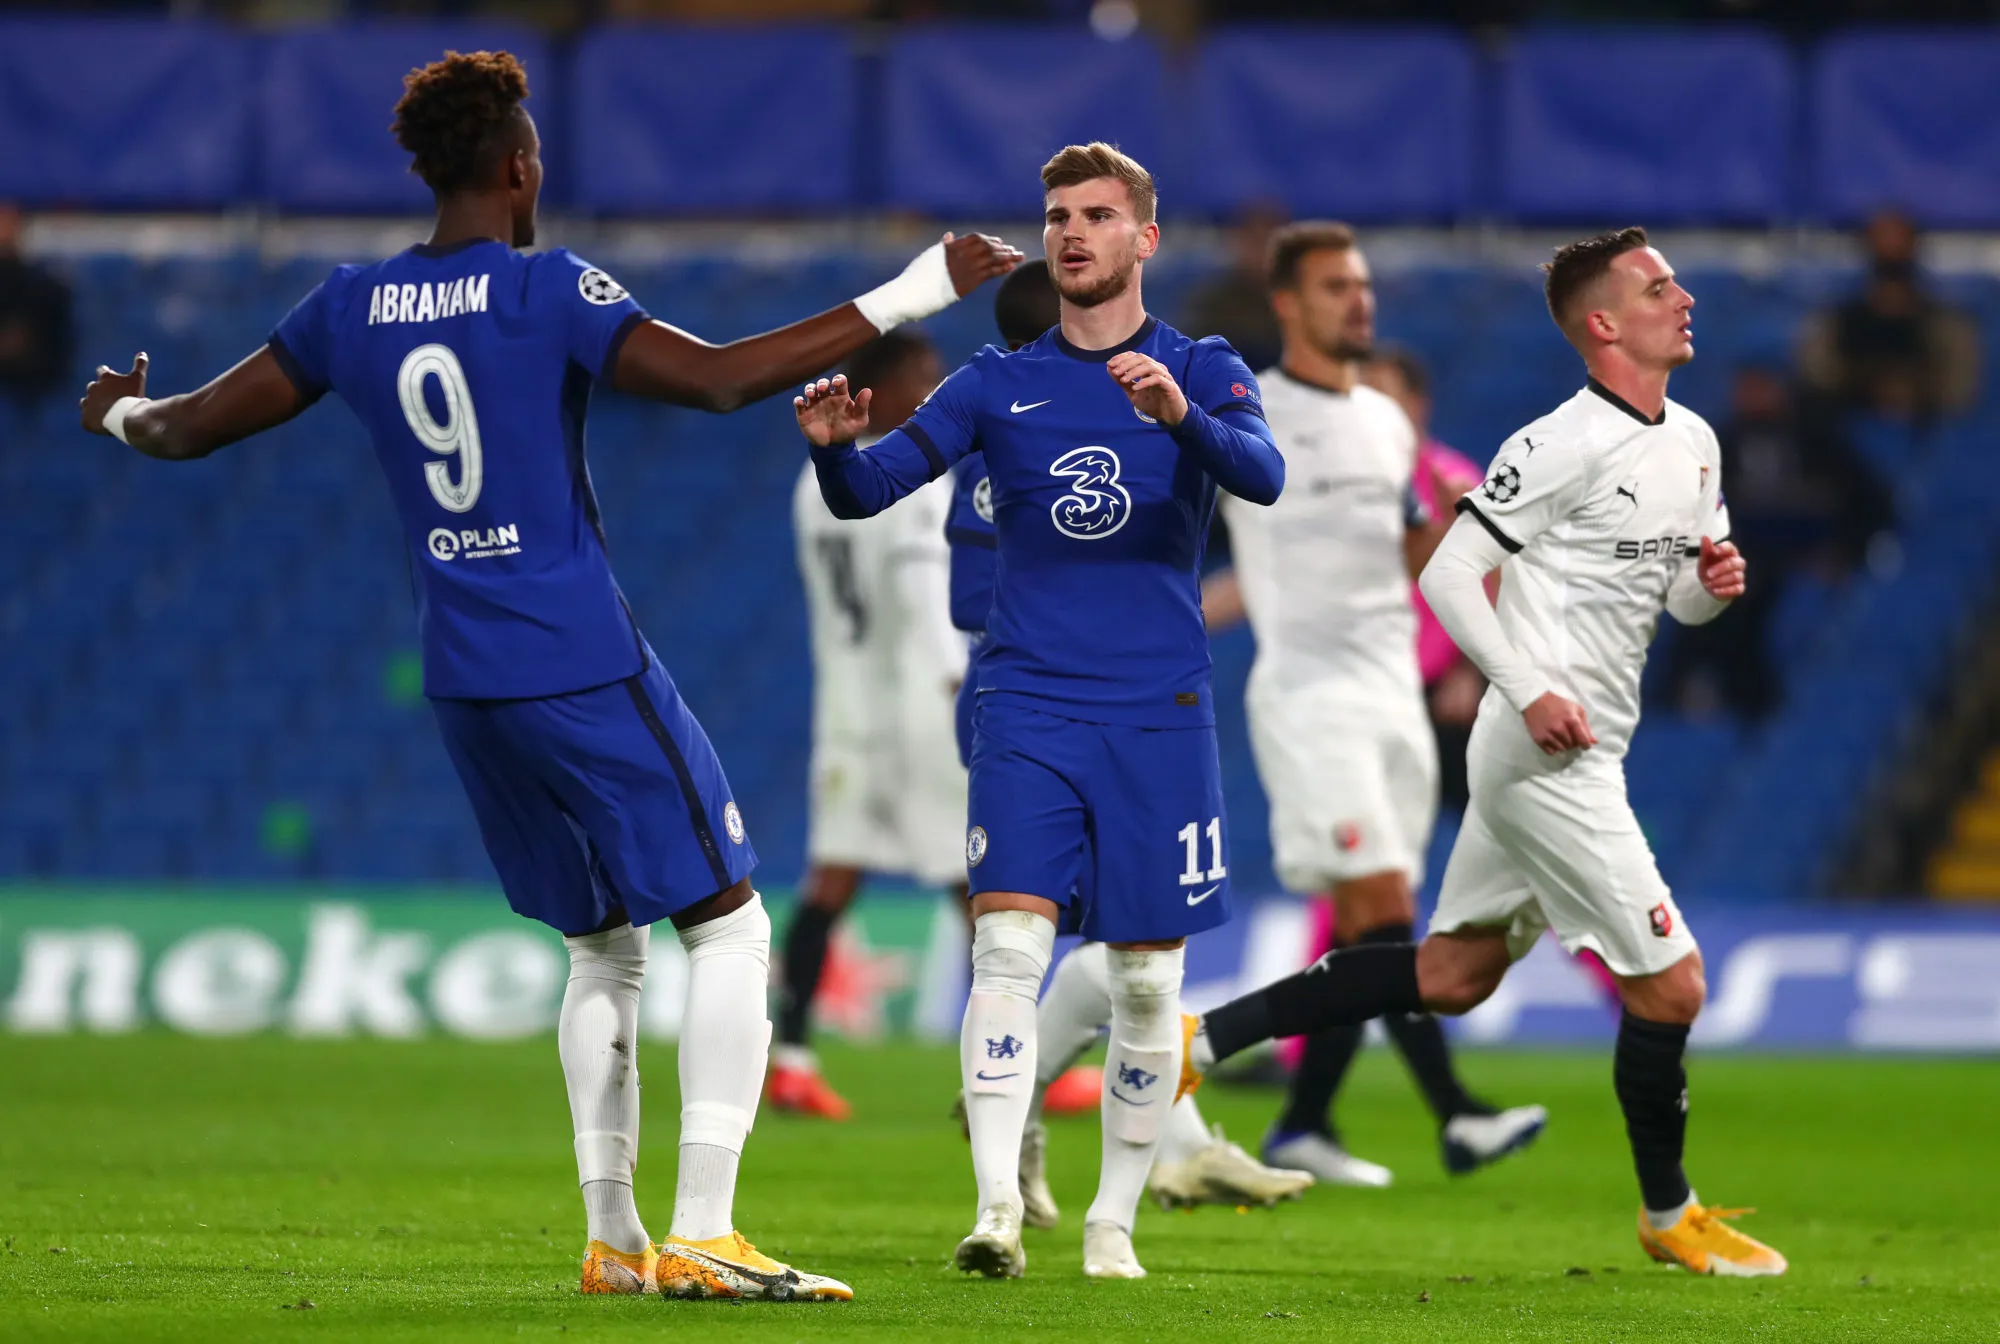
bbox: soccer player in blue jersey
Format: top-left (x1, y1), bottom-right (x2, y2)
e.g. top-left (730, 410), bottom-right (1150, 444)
top-left (797, 143), bottom-right (1284, 1281)
top-left (77, 49), bottom-right (1019, 1302)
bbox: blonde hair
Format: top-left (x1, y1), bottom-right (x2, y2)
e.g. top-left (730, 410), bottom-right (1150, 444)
top-left (1040, 142), bottom-right (1156, 226)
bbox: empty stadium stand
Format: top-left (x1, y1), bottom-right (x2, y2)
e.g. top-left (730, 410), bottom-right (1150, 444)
top-left (3, 245), bottom-right (1994, 898)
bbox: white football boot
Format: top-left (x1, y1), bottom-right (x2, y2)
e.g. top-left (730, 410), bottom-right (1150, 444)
top-left (954, 1204), bottom-right (1026, 1279)
top-left (1081, 1220), bottom-right (1145, 1280)
top-left (1441, 1105), bottom-right (1548, 1174)
top-left (1149, 1124), bottom-right (1314, 1208)
top-left (1262, 1131), bottom-right (1394, 1188)
top-left (1019, 1121), bottom-right (1060, 1229)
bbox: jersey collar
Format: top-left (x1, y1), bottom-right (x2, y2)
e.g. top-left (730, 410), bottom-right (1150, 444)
top-left (409, 237), bottom-right (505, 259)
top-left (1274, 366), bottom-right (1355, 397)
top-left (1053, 315), bottom-right (1157, 363)
top-left (1586, 377), bottom-right (1667, 426)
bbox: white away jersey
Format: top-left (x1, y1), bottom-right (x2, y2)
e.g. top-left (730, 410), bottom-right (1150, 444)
top-left (1220, 371), bottom-right (1425, 703)
top-left (1458, 381), bottom-right (1731, 762)
top-left (794, 449), bottom-right (966, 747)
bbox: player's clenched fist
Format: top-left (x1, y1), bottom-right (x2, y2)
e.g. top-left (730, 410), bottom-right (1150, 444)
top-left (795, 373), bottom-right (872, 447)
top-left (1106, 351), bottom-right (1187, 427)
top-left (1522, 690), bottom-right (1597, 755)
top-left (1697, 537), bottom-right (1746, 601)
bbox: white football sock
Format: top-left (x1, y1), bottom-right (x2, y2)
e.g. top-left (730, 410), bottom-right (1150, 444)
top-left (561, 922), bottom-right (651, 1254)
top-left (1087, 945), bottom-right (1185, 1233)
top-left (1156, 1094), bottom-right (1212, 1167)
top-left (1028, 940), bottom-right (1111, 1122)
top-left (670, 893), bottom-right (773, 1243)
top-left (1646, 1188), bottom-right (1699, 1231)
top-left (961, 910), bottom-right (1055, 1217)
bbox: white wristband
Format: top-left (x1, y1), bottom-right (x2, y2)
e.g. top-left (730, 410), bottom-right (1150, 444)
top-left (852, 241), bottom-right (958, 334)
top-left (103, 396), bottom-right (149, 445)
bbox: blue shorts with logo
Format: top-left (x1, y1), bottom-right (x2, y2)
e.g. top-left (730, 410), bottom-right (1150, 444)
top-left (431, 652), bottom-right (757, 936)
top-left (966, 697), bottom-right (1232, 944)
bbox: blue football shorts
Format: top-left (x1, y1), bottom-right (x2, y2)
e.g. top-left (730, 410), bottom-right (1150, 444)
top-left (431, 653), bottom-right (756, 936)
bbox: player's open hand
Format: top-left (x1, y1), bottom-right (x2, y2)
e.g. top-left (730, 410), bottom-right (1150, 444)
top-left (942, 231), bottom-right (1024, 297)
top-left (1698, 537), bottom-right (1746, 601)
top-left (794, 374), bottom-right (872, 447)
top-left (80, 351), bottom-right (148, 435)
top-left (1523, 690), bottom-right (1596, 755)
top-left (1106, 351), bottom-right (1188, 427)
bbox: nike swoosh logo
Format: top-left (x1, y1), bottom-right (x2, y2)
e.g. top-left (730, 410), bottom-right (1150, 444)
top-left (1186, 884), bottom-right (1221, 907)
top-left (665, 1244), bottom-right (794, 1288)
top-left (1108, 1088), bottom-right (1156, 1106)
top-left (1009, 399), bottom-right (1052, 414)
top-left (975, 1070), bottom-right (1020, 1081)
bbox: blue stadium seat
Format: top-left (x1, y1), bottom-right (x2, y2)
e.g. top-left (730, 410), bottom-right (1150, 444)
top-left (1811, 31), bottom-right (2000, 227)
top-left (260, 22), bottom-right (552, 213)
top-left (1498, 29), bottom-right (1795, 223)
top-left (569, 26), bottom-right (859, 215)
top-left (882, 26), bottom-right (1167, 216)
top-left (1188, 28), bottom-right (1477, 220)
top-left (0, 19), bottom-right (253, 208)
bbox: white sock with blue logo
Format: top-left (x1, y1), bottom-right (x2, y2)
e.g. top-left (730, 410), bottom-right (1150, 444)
top-left (1087, 945), bottom-right (1186, 1234)
top-left (961, 910), bottom-right (1056, 1219)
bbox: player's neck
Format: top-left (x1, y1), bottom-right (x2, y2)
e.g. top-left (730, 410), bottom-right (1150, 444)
top-left (1278, 346), bottom-right (1359, 395)
top-left (1584, 356), bottom-right (1670, 423)
top-left (428, 195), bottom-right (515, 251)
top-left (1058, 283), bottom-right (1148, 353)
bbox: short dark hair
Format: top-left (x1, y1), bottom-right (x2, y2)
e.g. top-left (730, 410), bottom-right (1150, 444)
top-left (994, 264), bottom-right (1060, 349)
top-left (844, 329), bottom-right (934, 393)
top-left (392, 49), bottom-right (531, 194)
top-left (1266, 220), bottom-right (1357, 290)
top-left (1369, 342), bottom-right (1430, 401)
top-left (1542, 226), bottom-right (1650, 337)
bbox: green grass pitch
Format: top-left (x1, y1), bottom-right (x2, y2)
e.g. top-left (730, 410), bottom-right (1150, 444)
top-left (2, 1035), bottom-right (1994, 1342)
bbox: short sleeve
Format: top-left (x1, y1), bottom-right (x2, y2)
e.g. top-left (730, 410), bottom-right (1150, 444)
top-left (1184, 336), bottom-right (1265, 419)
top-left (269, 270), bottom-right (350, 404)
top-left (897, 356), bottom-right (985, 477)
top-left (551, 250), bottom-right (649, 381)
top-left (1456, 430), bottom-right (1588, 554)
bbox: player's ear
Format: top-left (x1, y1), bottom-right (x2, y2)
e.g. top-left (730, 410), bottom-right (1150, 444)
top-left (1137, 222), bottom-right (1160, 263)
top-left (1269, 285), bottom-right (1298, 325)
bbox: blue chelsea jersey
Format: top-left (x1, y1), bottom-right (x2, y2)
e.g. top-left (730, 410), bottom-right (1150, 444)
top-left (270, 239), bottom-right (649, 700)
top-left (816, 317), bottom-right (1283, 728)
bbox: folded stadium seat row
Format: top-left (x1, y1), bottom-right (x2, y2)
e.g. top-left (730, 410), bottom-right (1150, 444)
top-left (5, 19), bottom-right (1999, 222)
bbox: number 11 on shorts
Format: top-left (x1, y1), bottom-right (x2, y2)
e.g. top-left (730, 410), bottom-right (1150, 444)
top-left (1177, 816), bottom-right (1227, 885)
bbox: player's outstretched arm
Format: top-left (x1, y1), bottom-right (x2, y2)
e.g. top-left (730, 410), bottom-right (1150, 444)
top-left (610, 233), bottom-right (1020, 414)
top-left (80, 349), bottom-right (309, 461)
top-left (796, 373), bottom-right (946, 519)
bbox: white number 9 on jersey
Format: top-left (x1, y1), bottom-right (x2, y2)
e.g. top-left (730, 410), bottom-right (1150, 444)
top-left (398, 343), bottom-right (484, 514)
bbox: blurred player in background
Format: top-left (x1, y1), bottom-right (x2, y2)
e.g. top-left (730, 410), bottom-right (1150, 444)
top-left (1179, 228), bottom-right (1787, 1278)
top-left (1204, 224), bottom-right (1544, 1188)
top-left (78, 49), bottom-right (1020, 1302)
top-left (773, 330), bottom-right (968, 1120)
top-left (798, 143), bottom-right (1283, 1281)
top-left (1362, 343), bottom-right (1489, 811)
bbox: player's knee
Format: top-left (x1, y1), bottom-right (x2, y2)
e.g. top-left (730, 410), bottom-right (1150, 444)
top-left (563, 921), bottom-right (650, 990)
top-left (970, 910), bottom-right (1056, 1002)
top-left (677, 889), bottom-right (771, 968)
top-left (1103, 945), bottom-right (1185, 1029)
top-left (1414, 938), bottom-right (1502, 1017)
